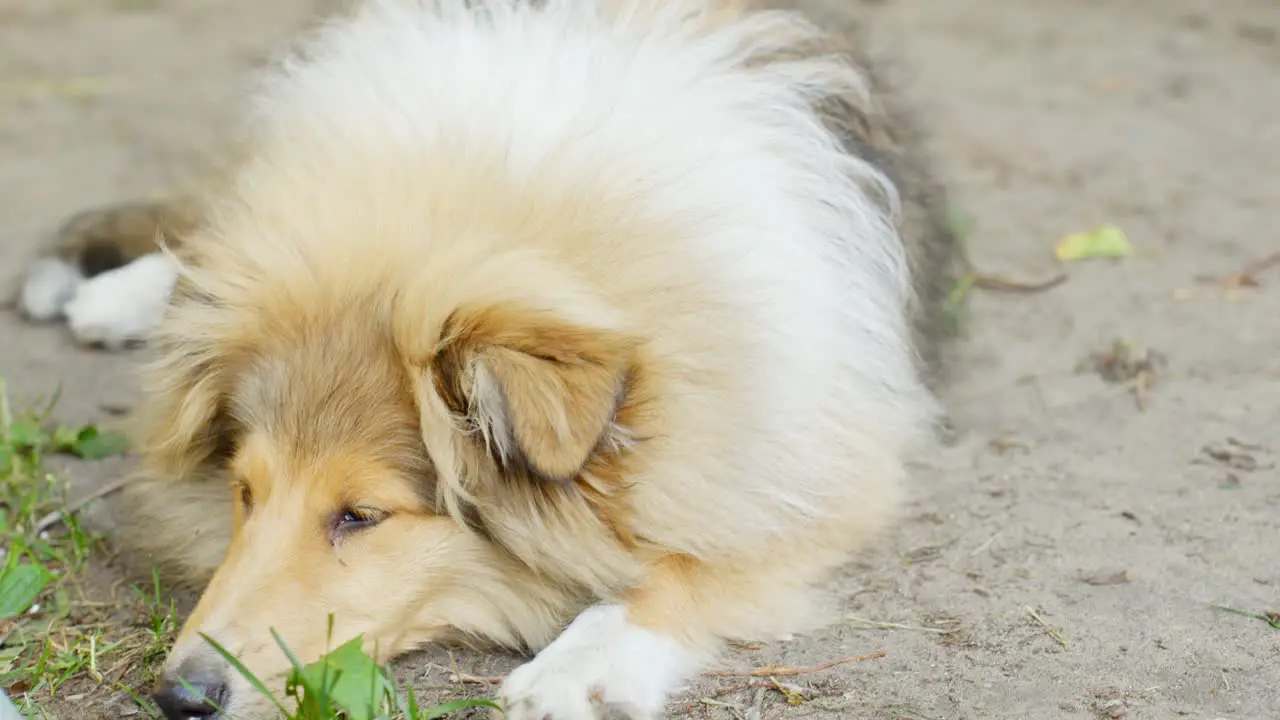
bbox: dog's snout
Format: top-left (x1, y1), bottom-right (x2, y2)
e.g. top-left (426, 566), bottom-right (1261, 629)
top-left (152, 658), bottom-right (229, 719)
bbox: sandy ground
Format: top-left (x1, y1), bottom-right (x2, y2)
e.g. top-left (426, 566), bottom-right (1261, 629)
top-left (2, 0), bottom-right (1278, 718)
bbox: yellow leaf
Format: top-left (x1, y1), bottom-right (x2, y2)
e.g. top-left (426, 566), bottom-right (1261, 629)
top-left (1054, 224), bottom-right (1132, 262)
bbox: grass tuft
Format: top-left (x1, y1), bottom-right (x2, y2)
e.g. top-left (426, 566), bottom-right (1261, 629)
top-left (201, 618), bottom-right (503, 719)
top-left (0, 376), bottom-right (165, 715)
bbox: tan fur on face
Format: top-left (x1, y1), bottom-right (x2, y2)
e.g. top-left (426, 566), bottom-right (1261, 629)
top-left (156, 303), bottom-right (588, 691)
top-left (128, 112), bottom-right (705, 688)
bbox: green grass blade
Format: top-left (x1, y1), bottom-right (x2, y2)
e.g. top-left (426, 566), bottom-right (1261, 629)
top-left (176, 676), bottom-right (228, 716)
top-left (269, 628), bottom-right (308, 672)
top-left (199, 632), bottom-right (293, 717)
top-left (1211, 604), bottom-right (1280, 630)
top-left (114, 681), bottom-right (163, 719)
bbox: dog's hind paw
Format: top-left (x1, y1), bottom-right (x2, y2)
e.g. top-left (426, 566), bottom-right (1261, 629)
top-left (497, 604), bottom-right (701, 720)
top-left (64, 251), bottom-right (178, 350)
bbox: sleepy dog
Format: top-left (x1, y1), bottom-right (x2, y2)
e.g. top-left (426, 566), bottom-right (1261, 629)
top-left (15, 0), bottom-right (960, 717)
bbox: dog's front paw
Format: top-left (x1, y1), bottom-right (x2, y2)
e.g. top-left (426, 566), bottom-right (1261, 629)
top-left (498, 604), bottom-right (701, 720)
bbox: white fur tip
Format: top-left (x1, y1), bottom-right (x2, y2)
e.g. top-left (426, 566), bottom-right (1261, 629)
top-left (19, 258), bottom-right (83, 322)
top-left (499, 604), bottom-right (703, 720)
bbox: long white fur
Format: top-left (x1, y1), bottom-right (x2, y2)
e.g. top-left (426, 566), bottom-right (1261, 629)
top-left (214, 0), bottom-right (932, 532)
top-left (44, 1), bottom-right (936, 716)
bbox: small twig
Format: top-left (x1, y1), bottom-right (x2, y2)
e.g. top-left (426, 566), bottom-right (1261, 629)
top-left (1024, 606), bottom-right (1069, 648)
top-left (846, 615), bottom-right (957, 634)
top-left (1244, 251), bottom-right (1280, 276)
top-left (702, 650), bottom-right (885, 678)
top-left (1199, 251), bottom-right (1280, 288)
top-left (696, 698), bottom-right (747, 719)
top-left (972, 272), bottom-right (1068, 294)
top-left (445, 650), bottom-right (465, 691)
top-left (969, 531), bottom-right (1004, 557)
top-left (670, 681), bottom-right (768, 707)
top-left (942, 270), bottom-right (1067, 317)
top-left (34, 477), bottom-right (131, 534)
top-left (448, 672), bottom-right (505, 685)
top-left (673, 680), bottom-right (809, 716)
top-left (695, 680), bottom-right (780, 699)
top-left (105, 651), bottom-right (143, 684)
top-left (412, 684), bottom-right (475, 693)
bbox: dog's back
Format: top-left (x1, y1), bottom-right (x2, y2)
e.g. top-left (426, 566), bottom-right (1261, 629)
top-left (17, 0), bottom-right (961, 374)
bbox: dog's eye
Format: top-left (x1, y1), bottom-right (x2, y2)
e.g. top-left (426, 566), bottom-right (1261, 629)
top-left (332, 507), bottom-right (382, 539)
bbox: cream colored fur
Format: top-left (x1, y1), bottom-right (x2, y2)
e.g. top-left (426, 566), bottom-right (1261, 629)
top-left (24, 0), bottom-right (949, 718)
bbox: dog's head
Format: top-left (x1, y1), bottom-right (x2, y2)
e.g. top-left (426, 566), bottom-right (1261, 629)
top-left (141, 249), bottom-right (648, 717)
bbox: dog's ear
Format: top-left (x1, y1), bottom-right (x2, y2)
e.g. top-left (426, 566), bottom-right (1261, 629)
top-left (139, 361), bottom-right (232, 477)
top-left (135, 285), bottom-right (236, 477)
top-left (431, 305), bottom-right (639, 483)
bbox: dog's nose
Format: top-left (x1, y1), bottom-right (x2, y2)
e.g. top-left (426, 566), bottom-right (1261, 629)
top-left (152, 660), bottom-right (229, 719)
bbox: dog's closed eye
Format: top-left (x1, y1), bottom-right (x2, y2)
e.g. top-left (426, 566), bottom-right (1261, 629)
top-left (330, 507), bottom-right (385, 543)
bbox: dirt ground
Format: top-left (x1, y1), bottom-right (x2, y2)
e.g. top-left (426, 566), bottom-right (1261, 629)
top-left (2, 0), bottom-right (1278, 718)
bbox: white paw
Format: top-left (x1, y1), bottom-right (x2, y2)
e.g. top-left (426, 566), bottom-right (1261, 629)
top-left (64, 252), bottom-right (178, 350)
top-left (498, 604), bottom-right (703, 720)
top-left (19, 258), bottom-right (83, 322)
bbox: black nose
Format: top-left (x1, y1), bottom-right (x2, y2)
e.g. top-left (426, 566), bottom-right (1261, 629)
top-left (152, 661), bottom-right (229, 719)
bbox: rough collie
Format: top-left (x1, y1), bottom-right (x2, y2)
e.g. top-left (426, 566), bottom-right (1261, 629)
top-left (15, 0), bottom-right (959, 717)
